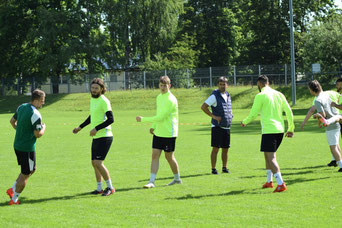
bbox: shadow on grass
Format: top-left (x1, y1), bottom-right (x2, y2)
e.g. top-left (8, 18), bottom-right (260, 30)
top-left (0, 94), bottom-right (68, 114)
top-left (0, 191), bottom-right (92, 206)
top-left (138, 173), bottom-right (212, 182)
top-left (165, 176), bottom-right (331, 200)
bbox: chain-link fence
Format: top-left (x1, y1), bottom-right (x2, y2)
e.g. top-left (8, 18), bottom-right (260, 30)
top-left (1, 64), bottom-right (341, 95)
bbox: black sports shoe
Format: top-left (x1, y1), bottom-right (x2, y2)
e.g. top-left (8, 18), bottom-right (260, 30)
top-left (90, 190), bottom-right (103, 195)
top-left (222, 167), bottom-right (230, 173)
top-left (338, 168), bottom-right (342, 172)
top-left (101, 187), bottom-right (115, 196)
top-left (327, 160), bottom-right (338, 167)
top-left (212, 169), bottom-right (218, 175)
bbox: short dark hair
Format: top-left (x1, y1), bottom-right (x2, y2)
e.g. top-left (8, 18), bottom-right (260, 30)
top-left (308, 80), bottom-right (322, 93)
top-left (31, 89), bottom-right (45, 101)
top-left (159, 76), bottom-right (171, 85)
top-left (91, 78), bottom-right (106, 94)
top-left (257, 75), bottom-right (269, 85)
top-left (336, 78), bottom-right (342, 83)
top-left (218, 77), bottom-right (228, 84)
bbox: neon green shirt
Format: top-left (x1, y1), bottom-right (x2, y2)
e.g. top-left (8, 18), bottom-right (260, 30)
top-left (142, 91), bottom-right (178, 137)
top-left (242, 86), bottom-right (294, 134)
top-left (90, 95), bottom-right (113, 139)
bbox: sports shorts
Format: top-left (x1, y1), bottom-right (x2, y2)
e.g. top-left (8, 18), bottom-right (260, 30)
top-left (15, 149), bottom-right (36, 175)
top-left (152, 135), bottom-right (176, 152)
top-left (91, 137), bottom-right (113, 160)
top-left (211, 126), bottom-right (230, 148)
top-left (326, 128), bottom-right (340, 146)
top-left (260, 133), bottom-right (284, 152)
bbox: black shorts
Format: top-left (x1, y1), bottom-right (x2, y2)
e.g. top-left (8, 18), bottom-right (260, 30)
top-left (340, 123), bottom-right (342, 137)
top-left (15, 149), bottom-right (36, 175)
top-left (260, 133), bottom-right (284, 152)
top-left (152, 135), bottom-right (176, 152)
top-left (91, 137), bottom-right (113, 160)
top-left (211, 127), bottom-right (230, 148)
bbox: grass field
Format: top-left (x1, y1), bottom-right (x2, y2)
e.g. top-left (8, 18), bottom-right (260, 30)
top-left (0, 86), bottom-right (341, 227)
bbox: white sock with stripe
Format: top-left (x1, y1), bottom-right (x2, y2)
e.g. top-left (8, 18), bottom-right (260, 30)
top-left (274, 172), bottom-right (284, 185)
top-left (149, 173), bottom-right (156, 183)
top-left (105, 179), bottom-right (113, 190)
top-left (97, 182), bottom-right (103, 191)
top-left (12, 181), bottom-right (17, 191)
top-left (174, 173), bottom-right (181, 181)
top-left (12, 192), bottom-right (20, 203)
top-left (337, 160), bottom-right (342, 168)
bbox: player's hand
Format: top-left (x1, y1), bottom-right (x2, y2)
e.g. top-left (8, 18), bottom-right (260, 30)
top-left (240, 122), bottom-right (246, 127)
top-left (136, 116), bottom-right (142, 122)
top-left (90, 128), bottom-right (97, 136)
top-left (73, 127), bottom-right (81, 134)
top-left (212, 115), bottom-right (221, 123)
top-left (149, 128), bottom-right (154, 135)
top-left (285, 132), bottom-right (294, 138)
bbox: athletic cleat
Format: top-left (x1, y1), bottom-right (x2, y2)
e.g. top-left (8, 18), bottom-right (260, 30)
top-left (101, 187), bottom-right (115, 196)
top-left (319, 117), bottom-right (329, 127)
top-left (273, 183), bottom-right (287, 193)
top-left (222, 167), bottom-right (230, 173)
top-left (90, 190), bottom-right (103, 195)
top-left (6, 188), bottom-right (14, 199)
top-left (338, 168), bottom-right (342, 172)
top-left (262, 181), bottom-right (274, 188)
top-left (143, 182), bottom-right (155, 188)
top-left (167, 179), bottom-right (182, 186)
top-left (212, 169), bottom-right (218, 175)
top-left (9, 199), bottom-right (19, 205)
top-left (327, 160), bottom-right (338, 167)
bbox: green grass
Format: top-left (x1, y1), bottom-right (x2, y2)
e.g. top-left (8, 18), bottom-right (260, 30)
top-left (0, 87), bottom-right (341, 227)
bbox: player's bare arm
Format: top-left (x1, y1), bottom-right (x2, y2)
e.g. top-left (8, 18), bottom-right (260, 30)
top-left (201, 103), bottom-right (221, 123)
top-left (10, 117), bottom-right (17, 130)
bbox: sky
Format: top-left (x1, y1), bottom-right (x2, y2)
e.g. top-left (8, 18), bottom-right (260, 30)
top-left (335, 0), bottom-right (342, 8)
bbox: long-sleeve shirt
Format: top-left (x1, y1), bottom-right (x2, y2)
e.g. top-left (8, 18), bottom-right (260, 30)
top-left (242, 86), bottom-right (294, 134)
top-left (141, 91), bottom-right (178, 138)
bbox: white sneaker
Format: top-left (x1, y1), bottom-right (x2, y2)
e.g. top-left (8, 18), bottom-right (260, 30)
top-left (143, 182), bottom-right (155, 188)
top-left (167, 179), bottom-right (182, 186)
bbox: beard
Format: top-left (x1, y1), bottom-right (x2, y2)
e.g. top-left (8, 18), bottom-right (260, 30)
top-left (91, 93), bottom-right (100, 98)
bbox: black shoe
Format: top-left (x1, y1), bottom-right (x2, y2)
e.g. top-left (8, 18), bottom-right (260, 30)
top-left (222, 167), bottom-right (230, 173)
top-left (90, 189), bottom-right (103, 195)
top-left (101, 187), bottom-right (115, 196)
top-left (327, 160), bottom-right (337, 167)
top-left (212, 169), bottom-right (218, 175)
top-left (338, 168), bottom-right (342, 172)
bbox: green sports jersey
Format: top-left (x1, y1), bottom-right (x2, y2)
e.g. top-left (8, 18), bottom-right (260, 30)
top-left (142, 91), bottom-right (178, 137)
top-left (90, 95), bottom-right (113, 139)
top-left (13, 103), bottom-right (43, 152)
top-left (339, 93), bottom-right (342, 114)
top-left (242, 86), bottom-right (294, 134)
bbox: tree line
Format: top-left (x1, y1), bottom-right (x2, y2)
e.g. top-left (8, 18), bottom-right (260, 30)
top-left (1, 0), bottom-right (341, 91)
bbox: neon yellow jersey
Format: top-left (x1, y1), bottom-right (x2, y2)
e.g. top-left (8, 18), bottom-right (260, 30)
top-left (242, 86), bottom-right (294, 134)
top-left (339, 93), bottom-right (342, 114)
top-left (142, 91), bottom-right (178, 137)
top-left (90, 95), bottom-right (113, 139)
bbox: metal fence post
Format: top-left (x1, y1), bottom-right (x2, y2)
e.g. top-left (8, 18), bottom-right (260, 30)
top-left (209, 67), bottom-right (212, 87)
top-left (165, 69), bottom-right (167, 76)
top-left (284, 64), bottom-right (288, 86)
top-left (233, 66), bottom-right (236, 86)
top-left (143, 71), bottom-right (146, 89)
top-left (187, 69), bottom-right (189, 89)
top-left (1, 78), bottom-right (4, 96)
top-left (258, 65), bottom-right (261, 76)
top-left (17, 77), bottom-right (20, 95)
top-left (123, 71), bottom-right (126, 90)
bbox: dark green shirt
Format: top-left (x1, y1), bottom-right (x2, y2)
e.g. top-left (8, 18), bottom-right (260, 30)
top-left (13, 103), bottom-right (43, 152)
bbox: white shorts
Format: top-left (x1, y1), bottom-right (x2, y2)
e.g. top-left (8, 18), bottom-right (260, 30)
top-left (326, 128), bottom-right (340, 146)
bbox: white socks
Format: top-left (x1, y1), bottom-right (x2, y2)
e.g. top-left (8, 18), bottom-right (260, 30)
top-left (97, 182), bottom-right (103, 191)
top-left (105, 179), bottom-right (113, 190)
top-left (274, 172), bottom-right (284, 185)
top-left (266, 169), bottom-right (273, 183)
top-left (12, 192), bottom-right (20, 203)
top-left (149, 173), bottom-right (157, 183)
top-left (337, 160), bottom-right (342, 168)
top-left (174, 173), bottom-right (181, 181)
top-left (12, 181), bottom-right (17, 192)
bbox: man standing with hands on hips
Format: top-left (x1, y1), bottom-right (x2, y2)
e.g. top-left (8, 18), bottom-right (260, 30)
top-left (201, 77), bottom-right (233, 175)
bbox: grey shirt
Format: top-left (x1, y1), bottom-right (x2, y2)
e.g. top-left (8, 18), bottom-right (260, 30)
top-left (315, 92), bottom-right (340, 131)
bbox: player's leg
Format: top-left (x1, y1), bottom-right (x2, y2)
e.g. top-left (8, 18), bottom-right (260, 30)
top-left (165, 149), bottom-right (182, 185)
top-left (211, 127), bottom-right (221, 174)
top-left (144, 148), bottom-right (162, 188)
top-left (262, 153), bottom-right (274, 188)
top-left (326, 128), bottom-right (342, 172)
top-left (221, 148), bottom-right (229, 173)
top-left (221, 128), bottom-right (230, 173)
